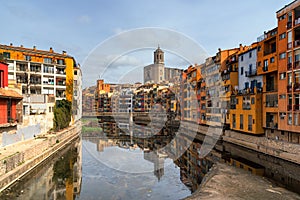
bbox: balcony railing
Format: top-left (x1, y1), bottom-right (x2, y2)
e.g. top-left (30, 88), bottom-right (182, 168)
top-left (266, 101), bottom-right (278, 107)
top-left (263, 66), bottom-right (268, 72)
top-left (288, 63), bottom-right (293, 70)
top-left (287, 21), bottom-right (292, 29)
top-left (266, 122), bottom-right (278, 129)
top-left (245, 69), bottom-right (257, 77)
top-left (287, 85), bottom-right (293, 92)
top-left (287, 104), bottom-right (293, 111)
top-left (242, 103), bottom-right (251, 110)
top-left (295, 40), bottom-right (300, 48)
top-left (295, 83), bottom-right (300, 91)
top-left (294, 61), bottom-right (300, 69)
top-left (288, 42), bottom-right (293, 49)
top-left (294, 105), bottom-right (300, 111)
top-left (248, 125), bottom-right (253, 131)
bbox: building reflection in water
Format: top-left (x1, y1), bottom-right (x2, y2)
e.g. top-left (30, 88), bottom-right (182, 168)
top-left (87, 118), bottom-right (300, 194)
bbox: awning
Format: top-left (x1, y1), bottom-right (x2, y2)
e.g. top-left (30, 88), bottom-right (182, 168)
top-left (0, 88), bottom-right (23, 99)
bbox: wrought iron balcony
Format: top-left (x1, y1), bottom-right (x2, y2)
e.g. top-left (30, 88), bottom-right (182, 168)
top-left (245, 69), bottom-right (257, 77)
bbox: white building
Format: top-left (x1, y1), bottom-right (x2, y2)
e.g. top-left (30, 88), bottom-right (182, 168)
top-left (238, 44), bottom-right (263, 93)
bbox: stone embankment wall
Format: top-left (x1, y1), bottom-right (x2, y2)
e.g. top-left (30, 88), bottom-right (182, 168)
top-left (223, 130), bottom-right (300, 165)
top-left (0, 122), bottom-right (81, 191)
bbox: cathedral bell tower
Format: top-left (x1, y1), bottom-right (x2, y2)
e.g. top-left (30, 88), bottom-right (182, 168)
top-left (154, 45), bottom-right (164, 64)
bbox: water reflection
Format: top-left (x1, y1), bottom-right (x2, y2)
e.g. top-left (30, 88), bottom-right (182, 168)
top-left (0, 137), bottom-right (82, 200)
top-left (1, 118), bottom-right (300, 199)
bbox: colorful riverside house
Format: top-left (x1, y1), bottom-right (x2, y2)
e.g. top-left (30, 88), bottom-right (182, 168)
top-left (182, 65), bottom-right (200, 122)
top-left (0, 62), bottom-right (23, 127)
top-left (205, 48), bottom-right (239, 128)
top-left (95, 79), bottom-right (112, 113)
top-left (256, 28), bottom-right (279, 137)
top-left (230, 43), bottom-right (264, 134)
top-left (198, 64), bottom-right (207, 125)
top-left (276, 1), bottom-right (300, 143)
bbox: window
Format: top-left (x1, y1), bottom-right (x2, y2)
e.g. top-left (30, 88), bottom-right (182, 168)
top-left (74, 70), bottom-right (77, 75)
top-left (0, 70), bottom-right (4, 88)
top-left (241, 55), bottom-right (244, 62)
top-left (270, 57), bottom-right (275, 63)
top-left (241, 67), bottom-right (244, 75)
top-left (248, 115), bottom-right (253, 131)
top-left (279, 94), bottom-right (286, 99)
top-left (251, 97), bottom-right (255, 104)
top-left (279, 14), bottom-right (286, 21)
top-left (257, 46), bottom-right (261, 52)
top-left (44, 58), bottom-right (52, 64)
top-left (249, 52), bottom-right (252, 58)
top-left (3, 52), bottom-right (10, 59)
top-left (233, 114), bottom-right (236, 128)
top-left (288, 113), bottom-right (292, 125)
top-left (25, 55), bottom-right (31, 61)
top-left (280, 113), bottom-right (286, 120)
top-left (240, 114), bottom-right (243, 129)
top-left (264, 59), bottom-right (268, 67)
top-left (280, 72), bottom-right (286, 80)
top-left (279, 33), bottom-right (286, 40)
top-left (279, 53), bottom-right (286, 59)
top-left (257, 61), bottom-right (261, 67)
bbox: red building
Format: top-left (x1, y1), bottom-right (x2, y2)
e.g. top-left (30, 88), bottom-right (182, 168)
top-left (0, 62), bottom-right (22, 125)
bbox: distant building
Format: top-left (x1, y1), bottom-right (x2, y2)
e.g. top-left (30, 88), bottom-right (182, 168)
top-left (144, 46), bottom-right (182, 84)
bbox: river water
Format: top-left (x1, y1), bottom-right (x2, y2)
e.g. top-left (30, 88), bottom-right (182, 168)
top-left (0, 118), bottom-right (300, 199)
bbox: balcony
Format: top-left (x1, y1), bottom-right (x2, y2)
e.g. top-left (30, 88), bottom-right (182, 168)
top-left (287, 105), bottom-right (293, 111)
top-left (287, 21), bottom-right (292, 29)
top-left (294, 105), bottom-right (300, 111)
top-left (245, 69), bottom-right (257, 77)
top-left (287, 85), bottom-right (293, 93)
top-left (266, 122), bottom-right (278, 129)
top-left (295, 40), bottom-right (300, 48)
top-left (242, 103), bottom-right (251, 110)
top-left (288, 42), bottom-right (293, 50)
top-left (288, 63), bottom-right (293, 70)
top-left (263, 66), bottom-right (268, 72)
top-left (294, 61), bottom-right (300, 69)
top-left (295, 83), bottom-right (300, 92)
top-left (248, 125), bottom-right (253, 131)
top-left (266, 101), bottom-right (278, 108)
top-left (295, 18), bottom-right (300, 26)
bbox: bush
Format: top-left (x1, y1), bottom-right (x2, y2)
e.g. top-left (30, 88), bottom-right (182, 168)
top-left (53, 99), bottom-right (72, 131)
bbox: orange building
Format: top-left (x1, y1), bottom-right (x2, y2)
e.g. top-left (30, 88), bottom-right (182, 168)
top-left (275, 0), bottom-right (300, 143)
top-left (257, 28), bottom-right (279, 137)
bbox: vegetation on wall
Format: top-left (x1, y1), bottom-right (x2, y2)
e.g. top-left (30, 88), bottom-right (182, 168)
top-left (53, 99), bottom-right (72, 131)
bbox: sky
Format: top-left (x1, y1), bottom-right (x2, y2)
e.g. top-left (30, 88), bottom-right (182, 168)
top-left (0, 0), bottom-right (293, 87)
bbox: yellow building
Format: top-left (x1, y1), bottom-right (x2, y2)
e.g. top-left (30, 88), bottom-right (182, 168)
top-left (229, 43), bottom-right (264, 134)
top-left (0, 44), bottom-right (77, 102)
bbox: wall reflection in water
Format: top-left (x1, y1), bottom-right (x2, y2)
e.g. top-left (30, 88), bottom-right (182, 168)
top-left (0, 137), bottom-right (82, 200)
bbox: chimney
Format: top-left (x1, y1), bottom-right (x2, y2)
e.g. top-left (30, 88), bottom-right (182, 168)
top-left (33, 46), bottom-right (36, 50)
top-left (49, 47), bottom-right (53, 52)
top-left (10, 43), bottom-right (13, 46)
top-left (62, 50), bottom-right (67, 55)
top-left (20, 45), bottom-right (23, 48)
top-left (218, 48), bottom-right (221, 52)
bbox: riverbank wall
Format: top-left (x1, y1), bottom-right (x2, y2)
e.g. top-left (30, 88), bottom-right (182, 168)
top-left (0, 121), bottom-right (81, 192)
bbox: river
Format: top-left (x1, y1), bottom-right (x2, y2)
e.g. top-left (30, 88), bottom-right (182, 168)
top-left (0, 117), bottom-right (299, 199)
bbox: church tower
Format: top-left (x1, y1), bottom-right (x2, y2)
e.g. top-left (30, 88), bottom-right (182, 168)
top-left (154, 45), bottom-right (164, 64)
